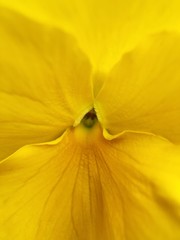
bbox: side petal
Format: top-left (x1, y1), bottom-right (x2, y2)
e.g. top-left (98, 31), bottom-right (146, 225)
top-left (1, 0), bottom-right (180, 73)
top-left (0, 8), bottom-right (93, 160)
top-left (95, 32), bottom-right (180, 142)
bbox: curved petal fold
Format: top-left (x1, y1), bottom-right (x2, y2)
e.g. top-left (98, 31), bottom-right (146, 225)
top-left (95, 32), bottom-right (180, 143)
top-left (0, 8), bottom-right (92, 160)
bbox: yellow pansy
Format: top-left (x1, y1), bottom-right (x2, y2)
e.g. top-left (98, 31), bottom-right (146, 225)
top-left (0, 1), bottom-right (180, 240)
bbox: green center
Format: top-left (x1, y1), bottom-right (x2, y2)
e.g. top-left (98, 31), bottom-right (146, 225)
top-left (81, 109), bottom-right (97, 128)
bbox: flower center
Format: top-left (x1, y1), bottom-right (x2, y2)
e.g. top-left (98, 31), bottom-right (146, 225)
top-left (81, 109), bottom-right (97, 128)
top-left (73, 110), bottom-right (102, 146)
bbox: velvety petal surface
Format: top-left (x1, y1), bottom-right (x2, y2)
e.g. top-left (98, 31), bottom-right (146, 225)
top-left (1, 0), bottom-right (180, 76)
top-left (0, 8), bottom-right (93, 160)
top-left (0, 123), bottom-right (180, 240)
top-left (95, 32), bottom-right (180, 142)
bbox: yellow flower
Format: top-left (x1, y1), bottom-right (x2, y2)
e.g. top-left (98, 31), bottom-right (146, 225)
top-left (0, 0), bottom-right (180, 239)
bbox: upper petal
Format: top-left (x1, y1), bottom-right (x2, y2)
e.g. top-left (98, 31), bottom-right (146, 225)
top-left (95, 32), bottom-right (180, 143)
top-left (0, 8), bottom-right (93, 160)
top-left (1, 0), bottom-right (180, 74)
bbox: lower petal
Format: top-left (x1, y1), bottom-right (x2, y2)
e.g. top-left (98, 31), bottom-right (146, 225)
top-left (0, 124), bottom-right (180, 239)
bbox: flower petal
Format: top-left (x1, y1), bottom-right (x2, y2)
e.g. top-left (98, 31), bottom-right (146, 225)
top-left (1, 0), bottom-right (180, 73)
top-left (0, 8), bottom-right (93, 160)
top-left (104, 133), bottom-right (180, 240)
top-left (0, 127), bottom-right (111, 240)
top-left (95, 32), bottom-right (180, 142)
top-left (0, 124), bottom-right (180, 239)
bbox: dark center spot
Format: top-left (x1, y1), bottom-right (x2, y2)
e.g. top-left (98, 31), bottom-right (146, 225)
top-left (81, 109), bottom-right (97, 128)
